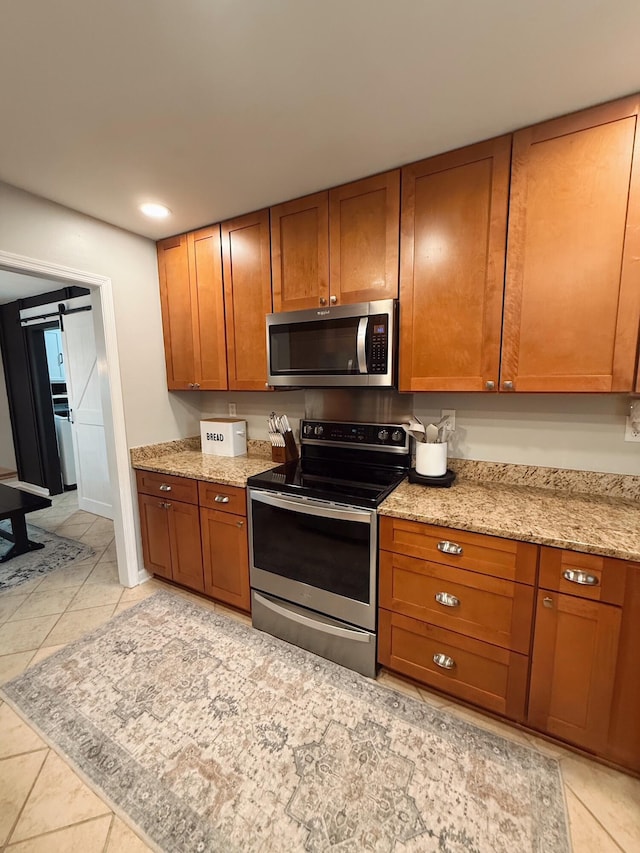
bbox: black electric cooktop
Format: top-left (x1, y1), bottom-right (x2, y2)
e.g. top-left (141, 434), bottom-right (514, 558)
top-left (247, 420), bottom-right (411, 508)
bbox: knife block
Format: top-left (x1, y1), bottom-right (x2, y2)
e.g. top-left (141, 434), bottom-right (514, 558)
top-left (272, 432), bottom-right (299, 464)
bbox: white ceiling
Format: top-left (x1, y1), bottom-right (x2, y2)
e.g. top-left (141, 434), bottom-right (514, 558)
top-left (1, 0), bottom-right (640, 241)
top-left (0, 271), bottom-right (65, 305)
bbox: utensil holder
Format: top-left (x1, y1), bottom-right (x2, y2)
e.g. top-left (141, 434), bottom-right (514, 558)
top-left (415, 441), bottom-right (447, 477)
top-left (272, 431), bottom-right (299, 464)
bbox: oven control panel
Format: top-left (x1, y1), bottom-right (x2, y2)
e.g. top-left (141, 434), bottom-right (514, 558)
top-left (300, 420), bottom-right (409, 451)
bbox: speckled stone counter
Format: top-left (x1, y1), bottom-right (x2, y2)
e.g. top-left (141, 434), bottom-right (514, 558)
top-left (130, 441), bottom-right (274, 488)
top-left (131, 438), bottom-right (640, 561)
top-left (379, 480), bottom-right (640, 562)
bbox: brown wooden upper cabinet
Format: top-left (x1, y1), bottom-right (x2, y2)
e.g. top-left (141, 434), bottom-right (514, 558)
top-left (399, 137), bottom-right (511, 392)
top-left (501, 95), bottom-right (640, 392)
top-left (271, 171), bottom-right (400, 312)
top-left (157, 227), bottom-right (227, 390)
top-left (222, 209), bottom-right (273, 390)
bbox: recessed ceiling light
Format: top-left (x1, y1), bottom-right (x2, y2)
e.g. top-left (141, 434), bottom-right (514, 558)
top-left (139, 202), bottom-right (171, 219)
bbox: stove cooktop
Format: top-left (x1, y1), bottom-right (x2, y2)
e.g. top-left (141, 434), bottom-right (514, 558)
top-left (247, 419), bottom-right (411, 508)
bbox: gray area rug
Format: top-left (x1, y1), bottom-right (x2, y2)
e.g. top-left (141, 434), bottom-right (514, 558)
top-left (1, 592), bottom-right (571, 853)
top-left (0, 521), bottom-right (95, 591)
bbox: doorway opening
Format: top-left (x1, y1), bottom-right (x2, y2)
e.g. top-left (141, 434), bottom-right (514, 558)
top-left (0, 249), bottom-right (142, 588)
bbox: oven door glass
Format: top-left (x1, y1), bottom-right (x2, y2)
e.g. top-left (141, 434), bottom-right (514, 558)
top-left (249, 491), bottom-right (374, 605)
top-left (269, 316), bottom-right (364, 376)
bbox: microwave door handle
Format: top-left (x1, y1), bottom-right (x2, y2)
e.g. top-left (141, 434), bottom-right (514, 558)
top-left (357, 317), bottom-right (368, 373)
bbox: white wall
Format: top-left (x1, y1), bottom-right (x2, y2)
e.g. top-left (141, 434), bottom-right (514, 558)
top-left (198, 389), bottom-right (640, 476)
top-left (0, 346), bottom-right (16, 470)
top-left (0, 182), bottom-right (201, 447)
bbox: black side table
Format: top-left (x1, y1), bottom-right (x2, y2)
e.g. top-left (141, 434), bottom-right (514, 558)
top-left (0, 483), bottom-right (52, 563)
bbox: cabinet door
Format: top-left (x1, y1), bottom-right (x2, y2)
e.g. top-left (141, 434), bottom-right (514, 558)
top-left (502, 96), bottom-right (640, 392)
top-left (399, 136), bottom-right (511, 391)
top-left (271, 192), bottom-right (329, 312)
top-left (201, 507), bottom-right (250, 611)
top-left (167, 500), bottom-right (204, 592)
top-left (138, 493), bottom-right (172, 580)
top-left (528, 591), bottom-right (622, 753)
top-left (329, 171), bottom-right (400, 305)
top-left (188, 226), bottom-right (228, 390)
top-left (157, 234), bottom-right (196, 390)
top-left (608, 563), bottom-right (640, 772)
top-left (222, 210), bottom-right (273, 390)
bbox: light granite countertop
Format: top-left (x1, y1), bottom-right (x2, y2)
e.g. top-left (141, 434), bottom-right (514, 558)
top-left (131, 444), bottom-right (274, 488)
top-left (379, 480), bottom-right (640, 563)
top-left (131, 440), bottom-right (640, 562)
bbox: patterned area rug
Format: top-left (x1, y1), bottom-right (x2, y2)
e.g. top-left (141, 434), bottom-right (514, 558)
top-left (0, 521), bottom-right (95, 591)
top-left (1, 592), bottom-right (571, 853)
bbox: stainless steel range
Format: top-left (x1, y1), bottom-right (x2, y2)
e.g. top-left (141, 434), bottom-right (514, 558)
top-left (247, 419), bottom-right (410, 677)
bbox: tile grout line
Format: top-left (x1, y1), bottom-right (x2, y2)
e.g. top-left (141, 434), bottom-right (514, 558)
top-left (101, 814), bottom-right (116, 853)
top-left (7, 811), bottom-right (114, 849)
top-left (562, 777), bottom-right (627, 852)
top-left (2, 746), bottom-right (50, 849)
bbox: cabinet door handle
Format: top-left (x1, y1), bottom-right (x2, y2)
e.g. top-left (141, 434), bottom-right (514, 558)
top-left (485, 380), bottom-right (495, 390)
top-left (435, 591), bottom-right (460, 608)
top-left (158, 501), bottom-right (172, 509)
top-left (319, 297), bottom-right (327, 306)
top-left (159, 484), bottom-right (172, 492)
top-left (543, 596), bottom-right (554, 608)
top-left (194, 382), bottom-right (200, 389)
top-left (437, 540), bottom-right (463, 556)
top-left (502, 380), bottom-right (514, 390)
top-left (562, 569), bottom-right (599, 586)
top-left (214, 495), bottom-right (230, 503)
top-left (433, 653), bottom-right (455, 670)
top-left (236, 520), bottom-right (244, 528)
top-left (330, 295), bottom-right (337, 305)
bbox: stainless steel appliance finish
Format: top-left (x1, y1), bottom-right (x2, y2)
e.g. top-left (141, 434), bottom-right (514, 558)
top-left (247, 419), bottom-right (410, 677)
top-left (249, 490), bottom-right (378, 631)
top-left (252, 591), bottom-right (377, 678)
top-left (266, 299), bottom-right (396, 388)
top-left (304, 388), bottom-right (413, 424)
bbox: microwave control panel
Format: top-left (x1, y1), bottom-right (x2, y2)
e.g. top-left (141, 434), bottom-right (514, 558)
top-left (367, 315), bottom-right (388, 374)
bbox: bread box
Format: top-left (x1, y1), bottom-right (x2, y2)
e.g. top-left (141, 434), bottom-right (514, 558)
top-left (200, 418), bottom-right (247, 457)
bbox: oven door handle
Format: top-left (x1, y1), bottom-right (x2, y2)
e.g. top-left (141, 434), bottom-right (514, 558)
top-left (250, 490), bottom-right (373, 524)
top-left (253, 593), bottom-right (371, 642)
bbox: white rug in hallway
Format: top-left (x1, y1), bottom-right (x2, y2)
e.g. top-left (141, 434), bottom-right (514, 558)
top-left (1, 592), bottom-right (571, 853)
top-left (0, 522), bottom-right (95, 591)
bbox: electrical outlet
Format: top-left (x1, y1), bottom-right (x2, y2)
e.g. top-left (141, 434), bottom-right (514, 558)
top-left (228, 402), bottom-right (237, 417)
top-left (440, 409), bottom-right (456, 431)
top-left (625, 416), bottom-right (640, 442)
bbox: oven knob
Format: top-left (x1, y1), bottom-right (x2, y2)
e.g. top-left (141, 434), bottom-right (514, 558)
top-left (378, 429), bottom-right (389, 441)
top-left (314, 425), bottom-right (324, 437)
top-left (303, 424), bottom-right (314, 436)
top-left (392, 430), bottom-right (404, 442)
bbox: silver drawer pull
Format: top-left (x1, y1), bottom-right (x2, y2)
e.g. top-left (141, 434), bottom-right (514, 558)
top-left (214, 495), bottom-right (230, 504)
top-left (159, 484), bottom-right (172, 492)
top-left (433, 653), bottom-right (455, 670)
top-left (435, 592), bottom-right (460, 608)
top-left (158, 502), bottom-right (172, 509)
top-left (562, 569), bottom-right (599, 586)
top-left (437, 540), bottom-right (463, 556)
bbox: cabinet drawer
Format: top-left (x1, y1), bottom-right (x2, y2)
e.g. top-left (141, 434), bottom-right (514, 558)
top-left (378, 609), bottom-right (529, 721)
top-left (379, 517), bottom-right (537, 584)
top-left (198, 481), bottom-right (246, 516)
top-left (539, 547), bottom-right (628, 606)
top-left (379, 550), bottom-right (534, 653)
top-left (136, 470), bottom-right (198, 504)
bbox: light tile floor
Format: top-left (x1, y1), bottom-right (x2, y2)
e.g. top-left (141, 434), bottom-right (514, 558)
top-left (0, 492), bottom-right (638, 851)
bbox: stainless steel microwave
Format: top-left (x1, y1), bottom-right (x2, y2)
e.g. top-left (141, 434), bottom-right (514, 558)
top-left (266, 299), bottom-right (397, 387)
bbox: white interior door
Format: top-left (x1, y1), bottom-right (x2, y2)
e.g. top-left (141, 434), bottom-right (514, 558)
top-left (61, 301), bottom-right (113, 519)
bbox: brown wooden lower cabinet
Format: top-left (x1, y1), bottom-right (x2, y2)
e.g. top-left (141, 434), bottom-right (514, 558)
top-left (378, 609), bottom-right (529, 721)
top-left (200, 507), bottom-right (250, 612)
top-left (528, 590), bottom-right (622, 754)
top-left (138, 492), bottom-right (204, 592)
